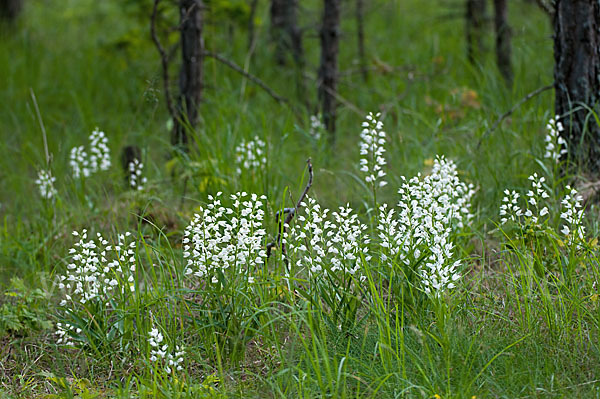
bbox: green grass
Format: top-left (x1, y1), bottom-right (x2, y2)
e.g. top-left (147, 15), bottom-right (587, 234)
top-left (2, 0), bottom-right (599, 398)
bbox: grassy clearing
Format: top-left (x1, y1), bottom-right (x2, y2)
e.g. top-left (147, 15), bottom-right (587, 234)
top-left (1, 0), bottom-right (599, 398)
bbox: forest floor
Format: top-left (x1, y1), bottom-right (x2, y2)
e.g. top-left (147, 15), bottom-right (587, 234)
top-left (1, 0), bottom-right (599, 398)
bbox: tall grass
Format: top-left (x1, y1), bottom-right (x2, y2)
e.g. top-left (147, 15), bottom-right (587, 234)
top-left (2, 0), bottom-right (600, 398)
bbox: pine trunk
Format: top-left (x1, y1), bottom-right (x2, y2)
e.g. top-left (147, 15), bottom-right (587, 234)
top-left (554, 0), bottom-right (600, 172)
top-left (0, 0), bottom-right (23, 20)
top-left (174, 0), bottom-right (204, 150)
top-left (493, 0), bottom-right (512, 84)
top-left (318, 0), bottom-right (341, 141)
top-left (465, 0), bottom-right (487, 63)
top-left (270, 0), bottom-right (303, 67)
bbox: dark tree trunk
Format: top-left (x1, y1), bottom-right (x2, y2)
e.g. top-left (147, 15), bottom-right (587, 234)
top-left (270, 0), bottom-right (286, 65)
top-left (121, 145), bottom-right (141, 189)
top-left (270, 0), bottom-right (303, 67)
top-left (173, 0), bottom-right (204, 150)
top-left (318, 0), bottom-right (341, 141)
top-left (356, 0), bottom-right (367, 81)
top-left (247, 0), bottom-right (259, 49)
top-left (465, 0), bottom-right (487, 63)
top-left (554, 0), bottom-right (600, 172)
top-left (0, 0), bottom-right (22, 20)
top-left (493, 0), bottom-right (512, 84)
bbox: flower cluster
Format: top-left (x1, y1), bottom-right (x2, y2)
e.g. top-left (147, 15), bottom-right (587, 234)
top-left (88, 128), bottom-right (111, 172)
top-left (286, 197), bottom-right (370, 281)
top-left (359, 112), bottom-right (387, 188)
top-left (183, 192), bottom-right (267, 283)
top-left (500, 173), bottom-right (549, 225)
top-left (377, 204), bottom-right (408, 263)
top-left (35, 169), bottom-right (57, 200)
top-left (329, 206), bottom-right (370, 276)
top-left (544, 117), bottom-right (567, 163)
top-left (70, 128), bottom-right (111, 179)
top-left (286, 197), bottom-right (330, 276)
top-left (378, 157), bottom-right (475, 295)
top-left (498, 173), bottom-right (587, 249)
top-left (56, 322), bottom-right (80, 346)
top-left (148, 326), bottom-right (185, 374)
top-left (70, 146), bottom-right (90, 179)
top-left (499, 190), bottom-right (522, 224)
top-left (560, 185), bottom-right (585, 245)
top-left (235, 136), bottom-right (266, 175)
top-left (128, 158), bottom-right (147, 190)
top-left (309, 114), bottom-right (325, 140)
top-left (58, 230), bottom-right (136, 307)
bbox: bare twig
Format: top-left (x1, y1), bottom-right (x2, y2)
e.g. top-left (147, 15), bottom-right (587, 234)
top-left (30, 88), bottom-right (50, 167)
top-left (202, 50), bottom-right (297, 114)
top-left (534, 0), bottom-right (554, 16)
top-left (151, 0), bottom-right (176, 121)
top-left (267, 158), bottom-right (313, 258)
top-left (477, 83), bottom-right (554, 149)
top-left (323, 85), bottom-right (365, 116)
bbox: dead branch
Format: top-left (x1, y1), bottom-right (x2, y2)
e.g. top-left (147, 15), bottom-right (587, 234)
top-left (267, 158), bottom-right (313, 259)
top-left (201, 50), bottom-right (298, 115)
top-left (534, 0), bottom-right (554, 16)
top-left (151, 0), bottom-right (176, 121)
top-left (476, 83), bottom-right (554, 149)
top-left (323, 85), bottom-right (365, 116)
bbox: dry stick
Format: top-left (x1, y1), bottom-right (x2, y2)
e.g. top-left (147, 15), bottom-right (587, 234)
top-left (202, 51), bottom-right (299, 117)
top-left (476, 83), bottom-right (554, 149)
top-left (534, 0), bottom-right (553, 16)
top-left (151, 0), bottom-right (176, 121)
top-left (304, 70), bottom-right (365, 117)
top-left (267, 158), bottom-right (313, 259)
top-left (30, 88), bottom-right (50, 167)
top-left (323, 84), bottom-right (365, 116)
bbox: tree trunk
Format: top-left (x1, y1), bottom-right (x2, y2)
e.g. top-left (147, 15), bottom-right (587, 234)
top-left (174, 0), bottom-right (204, 150)
top-left (554, 0), bottom-right (600, 172)
top-left (270, 0), bottom-right (287, 65)
top-left (0, 0), bottom-right (23, 20)
top-left (356, 0), bottom-right (367, 81)
top-left (270, 0), bottom-right (303, 67)
top-left (318, 0), bottom-right (341, 141)
top-left (493, 0), bottom-right (512, 84)
top-left (465, 0), bottom-right (487, 63)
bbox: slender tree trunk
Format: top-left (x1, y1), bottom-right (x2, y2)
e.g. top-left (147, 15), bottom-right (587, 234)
top-left (356, 0), bottom-right (367, 81)
top-left (318, 0), bottom-right (341, 141)
top-left (493, 0), bottom-right (512, 84)
top-left (247, 0), bottom-right (259, 49)
top-left (270, 0), bottom-right (303, 67)
top-left (270, 0), bottom-right (287, 65)
top-left (554, 0), bottom-right (600, 172)
top-left (287, 0), bottom-right (303, 69)
top-left (173, 0), bottom-right (204, 150)
top-left (465, 0), bottom-right (487, 63)
top-left (0, 0), bottom-right (22, 20)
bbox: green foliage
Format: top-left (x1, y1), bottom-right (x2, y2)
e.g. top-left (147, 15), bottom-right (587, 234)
top-left (1, 0), bottom-right (600, 397)
top-left (0, 278), bottom-right (52, 336)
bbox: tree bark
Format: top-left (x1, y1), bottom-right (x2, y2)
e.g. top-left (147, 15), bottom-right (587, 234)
top-left (270, 0), bottom-right (286, 65)
top-left (465, 0), bottom-right (487, 64)
top-left (356, 0), bottom-right (367, 81)
top-left (174, 0), bottom-right (204, 150)
top-left (554, 0), bottom-right (600, 172)
top-left (493, 0), bottom-right (512, 84)
top-left (270, 0), bottom-right (303, 67)
top-left (318, 0), bottom-right (341, 141)
top-left (0, 0), bottom-right (23, 20)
